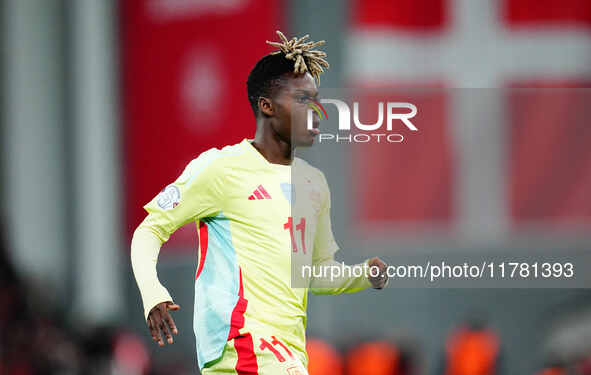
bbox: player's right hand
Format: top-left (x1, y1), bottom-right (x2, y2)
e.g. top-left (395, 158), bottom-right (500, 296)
top-left (147, 301), bottom-right (180, 346)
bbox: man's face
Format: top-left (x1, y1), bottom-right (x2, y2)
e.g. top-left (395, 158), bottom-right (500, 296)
top-left (271, 72), bottom-right (320, 147)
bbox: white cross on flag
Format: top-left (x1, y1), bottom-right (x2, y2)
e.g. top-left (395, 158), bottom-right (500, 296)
top-left (346, 0), bottom-right (591, 244)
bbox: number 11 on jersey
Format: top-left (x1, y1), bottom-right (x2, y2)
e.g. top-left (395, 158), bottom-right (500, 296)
top-left (284, 217), bottom-right (306, 254)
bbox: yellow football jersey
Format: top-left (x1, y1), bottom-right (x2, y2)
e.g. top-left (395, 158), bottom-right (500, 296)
top-left (138, 139), bottom-right (370, 370)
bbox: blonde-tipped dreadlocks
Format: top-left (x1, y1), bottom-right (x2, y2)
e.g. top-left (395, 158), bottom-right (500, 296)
top-left (246, 31), bottom-right (330, 117)
top-left (266, 30), bottom-right (329, 84)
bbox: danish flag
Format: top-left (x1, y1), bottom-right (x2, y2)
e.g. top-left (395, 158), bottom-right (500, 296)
top-left (248, 185), bottom-right (272, 200)
top-left (349, 0), bottom-right (591, 244)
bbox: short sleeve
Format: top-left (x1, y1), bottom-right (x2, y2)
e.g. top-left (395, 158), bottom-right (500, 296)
top-left (139, 149), bottom-right (223, 242)
top-left (312, 173), bottom-right (339, 264)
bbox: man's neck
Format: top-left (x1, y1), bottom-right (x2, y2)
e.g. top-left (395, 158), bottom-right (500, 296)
top-left (251, 122), bottom-right (293, 165)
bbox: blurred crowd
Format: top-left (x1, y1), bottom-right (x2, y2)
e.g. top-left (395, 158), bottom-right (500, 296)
top-left (306, 322), bottom-right (591, 375)
top-left (0, 225), bottom-right (154, 375)
top-left (0, 226), bottom-right (78, 374)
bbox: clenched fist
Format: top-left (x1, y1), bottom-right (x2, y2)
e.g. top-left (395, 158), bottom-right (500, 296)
top-left (368, 257), bottom-right (388, 289)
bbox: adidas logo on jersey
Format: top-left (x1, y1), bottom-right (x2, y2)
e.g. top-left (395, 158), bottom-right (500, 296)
top-left (248, 185), bottom-right (272, 200)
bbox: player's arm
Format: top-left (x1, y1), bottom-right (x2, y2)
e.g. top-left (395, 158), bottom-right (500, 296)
top-left (309, 256), bottom-right (388, 294)
top-left (309, 174), bottom-right (388, 295)
top-left (131, 228), bottom-right (178, 346)
top-left (131, 152), bottom-right (222, 346)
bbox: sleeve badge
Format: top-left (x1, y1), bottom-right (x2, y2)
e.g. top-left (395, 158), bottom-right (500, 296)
top-left (157, 184), bottom-right (181, 210)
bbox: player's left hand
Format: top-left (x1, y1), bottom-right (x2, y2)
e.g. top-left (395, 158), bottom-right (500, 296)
top-left (368, 257), bottom-right (388, 289)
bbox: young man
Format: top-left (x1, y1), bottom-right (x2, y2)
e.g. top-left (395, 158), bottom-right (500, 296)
top-left (131, 31), bottom-right (388, 374)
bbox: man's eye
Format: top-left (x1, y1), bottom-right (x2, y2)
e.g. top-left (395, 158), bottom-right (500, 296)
top-left (297, 96), bottom-right (310, 103)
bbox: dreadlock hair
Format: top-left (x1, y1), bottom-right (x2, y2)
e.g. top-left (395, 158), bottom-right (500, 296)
top-left (246, 30), bottom-right (329, 118)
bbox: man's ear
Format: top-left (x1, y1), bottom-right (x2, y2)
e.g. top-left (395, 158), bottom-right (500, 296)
top-left (258, 97), bottom-right (274, 117)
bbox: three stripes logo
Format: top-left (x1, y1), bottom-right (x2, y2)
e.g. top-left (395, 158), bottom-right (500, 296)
top-left (248, 185), bottom-right (272, 200)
